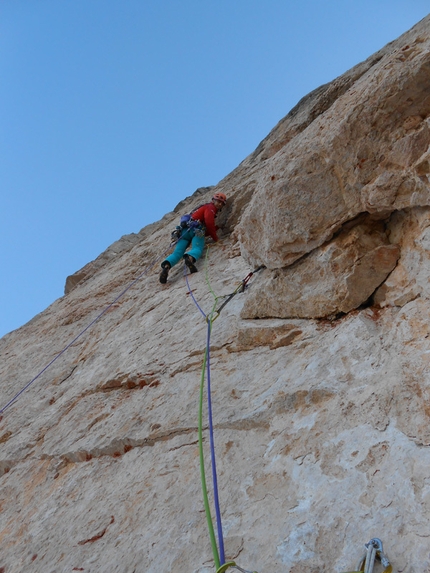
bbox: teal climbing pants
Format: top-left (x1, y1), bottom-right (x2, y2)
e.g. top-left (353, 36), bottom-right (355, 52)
top-left (165, 229), bottom-right (205, 268)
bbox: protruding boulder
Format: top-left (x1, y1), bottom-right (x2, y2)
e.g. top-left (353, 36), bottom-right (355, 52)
top-left (236, 32), bottom-right (430, 270)
top-left (241, 218), bottom-right (400, 319)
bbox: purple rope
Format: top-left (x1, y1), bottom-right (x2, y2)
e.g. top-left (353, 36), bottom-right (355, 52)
top-left (206, 317), bottom-right (226, 565)
top-left (0, 247), bottom-right (171, 415)
top-left (184, 266), bottom-right (225, 565)
top-left (184, 270), bottom-right (206, 319)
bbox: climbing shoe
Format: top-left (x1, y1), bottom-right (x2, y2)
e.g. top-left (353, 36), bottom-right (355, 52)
top-left (183, 254), bottom-right (198, 273)
top-left (159, 261), bottom-right (171, 284)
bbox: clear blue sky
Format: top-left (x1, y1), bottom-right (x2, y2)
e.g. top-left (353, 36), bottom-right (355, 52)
top-left (1, 1), bottom-right (428, 338)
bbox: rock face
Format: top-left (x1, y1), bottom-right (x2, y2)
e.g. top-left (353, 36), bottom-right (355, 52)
top-left (241, 216), bottom-right (401, 319)
top-left (2, 16), bottom-right (430, 573)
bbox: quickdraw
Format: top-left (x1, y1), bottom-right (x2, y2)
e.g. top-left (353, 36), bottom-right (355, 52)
top-left (210, 265), bottom-right (266, 322)
top-left (343, 538), bottom-right (392, 573)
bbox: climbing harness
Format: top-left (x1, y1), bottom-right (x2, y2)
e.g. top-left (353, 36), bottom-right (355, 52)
top-left (171, 204), bottom-right (208, 241)
top-left (0, 243), bottom-right (176, 417)
top-left (184, 247), bottom-right (262, 573)
top-left (171, 219), bottom-right (205, 241)
top-left (172, 196), bottom-right (226, 243)
top-left (179, 213), bottom-right (206, 237)
top-left (343, 538), bottom-right (392, 573)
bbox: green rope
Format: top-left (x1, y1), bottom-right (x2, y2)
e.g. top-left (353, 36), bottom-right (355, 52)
top-left (216, 562), bottom-right (237, 573)
top-left (197, 246), bottom-right (223, 568)
top-left (198, 311), bottom-right (220, 569)
top-left (197, 247), bottom-right (259, 573)
top-left (204, 246), bottom-right (221, 324)
top-left (204, 246), bottom-right (219, 305)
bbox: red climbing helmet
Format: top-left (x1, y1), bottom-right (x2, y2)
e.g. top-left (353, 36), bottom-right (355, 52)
top-left (212, 192), bottom-right (227, 205)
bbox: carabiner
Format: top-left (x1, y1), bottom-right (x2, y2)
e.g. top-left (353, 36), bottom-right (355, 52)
top-left (342, 538), bottom-right (392, 573)
top-left (357, 538), bottom-right (392, 573)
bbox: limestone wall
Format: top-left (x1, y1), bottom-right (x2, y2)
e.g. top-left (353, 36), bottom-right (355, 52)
top-left (1, 15), bottom-right (430, 573)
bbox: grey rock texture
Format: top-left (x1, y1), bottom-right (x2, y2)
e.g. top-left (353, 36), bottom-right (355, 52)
top-left (2, 15), bottom-right (430, 573)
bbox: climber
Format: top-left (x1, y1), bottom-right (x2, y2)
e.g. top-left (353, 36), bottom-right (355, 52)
top-left (159, 192), bottom-right (227, 284)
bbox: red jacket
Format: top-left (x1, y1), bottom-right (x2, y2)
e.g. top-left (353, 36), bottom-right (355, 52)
top-left (191, 203), bottom-right (219, 241)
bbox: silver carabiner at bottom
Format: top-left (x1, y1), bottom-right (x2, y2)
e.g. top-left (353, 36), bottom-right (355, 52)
top-left (357, 538), bottom-right (391, 573)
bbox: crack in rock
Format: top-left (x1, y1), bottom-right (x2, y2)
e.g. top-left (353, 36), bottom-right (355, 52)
top-left (96, 372), bottom-right (161, 391)
top-left (57, 365), bottom-right (78, 385)
top-left (56, 427), bottom-right (199, 463)
top-left (77, 515), bottom-right (115, 545)
top-left (46, 373), bottom-right (162, 428)
top-left (169, 439), bottom-right (199, 452)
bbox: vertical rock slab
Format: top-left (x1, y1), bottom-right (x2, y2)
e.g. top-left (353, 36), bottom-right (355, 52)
top-left (237, 22), bottom-right (430, 269)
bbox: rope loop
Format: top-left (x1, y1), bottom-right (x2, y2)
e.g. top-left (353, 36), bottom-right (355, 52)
top-left (215, 562), bottom-right (259, 573)
top-left (216, 561), bottom-right (237, 573)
